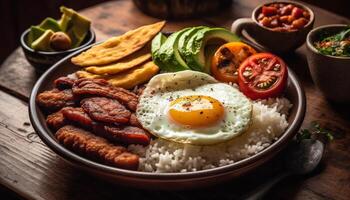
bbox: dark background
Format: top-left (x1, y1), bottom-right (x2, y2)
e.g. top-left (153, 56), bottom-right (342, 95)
top-left (1, 0), bottom-right (349, 64)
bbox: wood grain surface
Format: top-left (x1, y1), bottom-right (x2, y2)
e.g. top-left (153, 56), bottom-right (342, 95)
top-left (0, 0), bottom-right (349, 199)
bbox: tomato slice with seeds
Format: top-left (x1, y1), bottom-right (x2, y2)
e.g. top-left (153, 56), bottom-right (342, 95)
top-left (237, 53), bottom-right (288, 100)
top-left (211, 42), bottom-right (257, 83)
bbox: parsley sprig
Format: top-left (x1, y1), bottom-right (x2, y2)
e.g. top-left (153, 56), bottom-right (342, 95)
top-left (296, 122), bottom-right (334, 143)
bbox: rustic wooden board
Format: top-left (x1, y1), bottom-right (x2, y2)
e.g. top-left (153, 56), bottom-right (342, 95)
top-left (0, 0), bottom-right (350, 199)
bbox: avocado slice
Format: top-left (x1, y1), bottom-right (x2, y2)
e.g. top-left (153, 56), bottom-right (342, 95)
top-left (39, 17), bottom-right (62, 32)
top-left (184, 28), bottom-right (240, 73)
top-left (59, 12), bottom-right (71, 32)
top-left (178, 26), bottom-right (207, 63)
top-left (59, 6), bottom-right (75, 31)
top-left (60, 6), bottom-right (91, 48)
top-left (151, 32), bottom-right (167, 69)
top-left (27, 26), bottom-right (45, 45)
top-left (205, 44), bottom-right (220, 74)
top-left (31, 30), bottom-right (54, 51)
top-left (156, 28), bottom-right (192, 72)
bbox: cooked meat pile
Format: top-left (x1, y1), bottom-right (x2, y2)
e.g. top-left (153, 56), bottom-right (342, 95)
top-left (37, 77), bottom-right (150, 170)
top-left (56, 125), bottom-right (139, 170)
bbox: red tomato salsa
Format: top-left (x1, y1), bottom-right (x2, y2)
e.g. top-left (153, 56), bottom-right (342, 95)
top-left (257, 3), bottom-right (310, 32)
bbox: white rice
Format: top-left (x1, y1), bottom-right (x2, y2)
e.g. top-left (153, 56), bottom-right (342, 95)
top-left (128, 97), bottom-right (292, 173)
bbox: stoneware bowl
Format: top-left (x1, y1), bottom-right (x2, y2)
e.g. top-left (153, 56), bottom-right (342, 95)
top-left (306, 24), bottom-right (350, 103)
top-left (231, 1), bottom-right (314, 54)
top-left (29, 43), bottom-right (306, 190)
top-left (20, 28), bottom-right (96, 73)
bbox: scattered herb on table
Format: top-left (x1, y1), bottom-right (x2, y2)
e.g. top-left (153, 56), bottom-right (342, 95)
top-left (296, 122), bottom-right (334, 143)
top-left (314, 26), bottom-right (350, 57)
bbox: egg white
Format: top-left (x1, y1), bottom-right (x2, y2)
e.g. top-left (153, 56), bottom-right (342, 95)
top-left (136, 70), bottom-right (252, 145)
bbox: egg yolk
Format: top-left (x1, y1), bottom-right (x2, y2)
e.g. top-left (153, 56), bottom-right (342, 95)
top-left (168, 95), bottom-right (224, 127)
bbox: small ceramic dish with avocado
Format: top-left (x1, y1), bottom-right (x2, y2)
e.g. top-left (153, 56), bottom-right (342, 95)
top-left (20, 6), bottom-right (95, 73)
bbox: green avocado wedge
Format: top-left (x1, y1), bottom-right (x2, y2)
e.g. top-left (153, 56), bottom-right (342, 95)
top-left (205, 44), bottom-right (220, 73)
top-left (31, 30), bottom-right (54, 51)
top-left (178, 26), bottom-right (207, 67)
top-left (59, 6), bottom-right (76, 32)
top-left (151, 32), bottom-right (167, 69)
top-left (27, 26), bottom-right (45, 45)
top-left (39, 18), bottom-right (62, 32)
top-left (184, 27), bottom-right (240, 73)
top-left (60, 6), bottom-right (91, 48)
top-left (156, 28), bottom-right (192, 72)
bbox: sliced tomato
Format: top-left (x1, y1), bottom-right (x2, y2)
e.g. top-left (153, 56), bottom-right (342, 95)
top-left (237, 53), bottom-right (288, 100)
top-left (211, 42), bottom-right (257, 83)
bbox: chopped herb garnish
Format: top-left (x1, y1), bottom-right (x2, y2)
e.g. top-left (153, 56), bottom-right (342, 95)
top-left (314, 26), bottom-right (350, 57)
top-left (296, 122), bottom-right (334, 143)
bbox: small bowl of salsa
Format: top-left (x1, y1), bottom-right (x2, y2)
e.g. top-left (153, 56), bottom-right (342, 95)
top-left (232, 1), bottom-right (314, 53)
top-left (306, 24), bottom-right (350, 103)
top-left (257, 2), bottom-right (311, 32)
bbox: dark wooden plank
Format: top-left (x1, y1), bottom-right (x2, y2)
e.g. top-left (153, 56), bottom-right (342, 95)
top-left (0, 49), bottom-right (37, 101)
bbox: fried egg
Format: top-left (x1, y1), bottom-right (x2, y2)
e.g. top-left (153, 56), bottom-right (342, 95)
top-left (136, 70), bottom-right (252, 145)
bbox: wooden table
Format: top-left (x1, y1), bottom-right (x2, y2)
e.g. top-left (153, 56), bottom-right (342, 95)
top-left (1, 0), bottom-right (349, 199)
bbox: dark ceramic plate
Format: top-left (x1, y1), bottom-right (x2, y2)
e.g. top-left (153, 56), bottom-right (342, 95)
top-left (29, 43), bottom-right (306, 190)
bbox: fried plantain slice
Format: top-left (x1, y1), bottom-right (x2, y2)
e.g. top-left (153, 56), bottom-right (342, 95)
top-left (71, 21), bottom-right (165, 66)
top-left (84, 46), bottom-right (151, 75)
top-left (76, 61), bottom-right (159, 89)
top-left (76, 71), bottom-right (100, 79)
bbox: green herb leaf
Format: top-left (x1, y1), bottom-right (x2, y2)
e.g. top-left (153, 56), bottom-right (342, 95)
top-left (315, 26), bottom-right (350, 57)
top-left (297, 129), bottom-right (311, 141)
top-left (296, 122), bottom-right (334, 142)
top-left (338, 27), bottom-right (350, 41)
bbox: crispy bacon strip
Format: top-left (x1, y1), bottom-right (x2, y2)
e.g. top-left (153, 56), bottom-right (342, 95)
top-left (54, 77), bottom-right (75, 90)
top-left (56, 125), bottom-right (139, 170)
top-left (46, 109), bottom-right (67, 130)
top-left (129, 113), bottom-right (142, 128)
top-left (37, 89), bottom-right (75, 112)
top-left (133, 84), bottom-right (146, 96)
top-left (61, 107), bottom-right (93, 129)
top-left (93, 123), bottom-right (150, 145)
top-left (81, 97), bottom-right (131, 124)
top-left (72, 78), bottom-right (138, 111)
